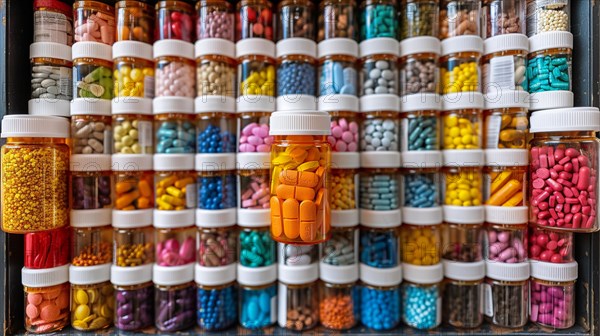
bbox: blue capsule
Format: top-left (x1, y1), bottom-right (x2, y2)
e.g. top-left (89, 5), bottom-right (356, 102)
top-left (360, 228), bottom-right (399, 268)
top-left (360, 174), bottom-right (399, 211)
top-left (404, 173), bottom-right (438, 208)
top-left (239, 284), bottom-right (277, 329)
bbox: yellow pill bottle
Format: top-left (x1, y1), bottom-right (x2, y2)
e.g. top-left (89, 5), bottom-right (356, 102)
top-left (276, 38), bottom-right (318, 110)
top-left (269, 110), bottom-right (331, 245)
top-left (113, 222), bottom-right (155, 267)
top-left (442, 149), bottom-right (485, 212)
top-left (482, 34), bottom-right (529, 94)
top-left (442, 92), bottom-right (483, 150)
top-left (237, 38), bottom-right (276, 98)
top-left (1, 115), bottom-right (69, 233)
top-left (153, 154), bottom-right (196, 227)
top-left (195, 38), bottom-right (237, 99)
top-left (112, 98), bottom-right (154, 154)
top-left (440, 35), bottom-right (483, 94)
top-left (484, 149), bottom-right (527, 208)
top-left (439, 0), bottom-right (481, 39)
top-left (115, 0), bottom-right (155, 43)
top-left (72, 223), bottom-right (113, 266)
top-left (154, 40), bottom-right (196, 98)
top-left (22, 264), bottom-right (70, 333)
top-left (401, 219), bottom-right (441, 265)
top-left (112, 40), bottom-right (155, 98)
top-left (483, 90), bottom-right (529, 149)
top-left (442, 260), bottom-right (485, 328)
top-left (70, 155), bottom-right (113, 227)
top-left (399, 36), bottom-right (440, 96)
top-left (69, 264), bottom-right (114, 331)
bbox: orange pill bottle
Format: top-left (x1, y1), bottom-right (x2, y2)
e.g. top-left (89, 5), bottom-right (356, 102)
top-left (22, 264), bottom-right (70, 333)
top-left (269, 110), bottom-right (332, 244)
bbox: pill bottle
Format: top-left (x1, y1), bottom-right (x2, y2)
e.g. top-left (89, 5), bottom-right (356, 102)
top-left (155, 225), bottom-right (196, 266)
top-left (34, 0), bottom-right (73, 45)
top-left (112, 99), bottom-right (154, 156)
top-left (483, 90), bottom-right (529, 149)
top-left (276, 38), bottom-right (318, 109)
top-left (71, 100), bottom-right (111, 155)
top-left (400, 221), bottom-right (442, 266)
top-left (196, 0), bottom-right (234, 41)
top-left (69, 264), bottom-right (114, 331)
top-left (399, 37), bottom-right (440, 97)
top-left (482, 34), bottom-right (529, 94)
top-left (195, 39), bottom-right (237, 100)
top-left (440, 36), bottom-right (483, 94)
top-left (269, 110), bottom-right (331, 244)
top-left (116, 0), bottom-right (154, 43)
top-left (237, 152), bottom-right (271, 227)
top-left (279, 243), bottom-right (319, 267)
top-left (484, 207), bottom-right (528, 263)
top-left (73, 0), bottom-right (115, 45)
top-left (484, 149), bottom-right (528, 209)
top-left (237, 262), bottom-right (278, 328)
top-left (400, 0), bottom-right (439, 39)
top-left (401, 263), bottom-right (443, 329)
top-left (317, 38), bottom-right (359, 96)
top-left (236, 0), bottom-right (274, 41)
top-left (482, 0), bottom-right (526, 38)
top-left (113, 223), bottom-right (154, 267)
top-left (156, 0), bottom-right (195, 42)
top-left (278, 0), bottom-right (315, 40)
top-left (317, 0), bottom-right (357, 41)
top-left (442, 93), bottom-right (484, 150)
top-left (530, 260), bottom-right (577, 329)
top-left (153, 264), bottom-right (196, 331)
top-left (154, 40), bottom-right (195, 98)
top-left (72, 224), bottom-right (113, 266)
top-left (359, 0), bottom-right (398, 40)
top-left (359, 38), bottom-right (398, 96)
top-left (400, 96), bottom-right (441, 153)
top-left (72, 41), bottom-right (113, 100)
top-left (484, 261), bottom-right (529, 328)
top-left (113, 41), bottom-right (155, 99)
top-left (529, 107), bottom-right (600, 232)
top-left (278, 259), bottom-right (319, 330)
top-left (197, 223), bottom-right (237, 267)
top-left (359, 94), bottom-right (400, 158)
top-left (526, 0), bottom-right (570, 37)
top-left (529, 226), bottom-right (573, 263)
top-left (439, 0), bottom-right (481, 39)
top-left (359, 168), bottom-right (401, 226)
top-left (527, 32), bottom-right (574, 111)
top-left (195, 262), bottom-right (238, 330)
top-left (196, 169), bottom-right (237, 226)
top-left (112, 154), bottom-right (154, 226)
top-left (321, 225), bottom-right (359, 267)
top-left (442, 260), bottom-right (484, 328)
top-left (239, 226), bottom-right (276, 268)
top-left (22, 264), bottom-right (70, 333)
top-left (238, 100), bottom-right (275, 154)
top-left (154, 97), bottom-right (196, 160)
top-left (24, 226), bottom-right (70, 269)
top-left (29, 42), bottom-right (72, 117)
top-left (359, 261), bottom-right (402, 330)
top-left (330, 153), bottom-right (360, 226)
top-left (70, 155), bottom-right (113, 228)
top-left (442, 213), bottom-right (484, 262)
top-left (111, 264), bottom-right (154, 330)
top-left (1, 115), bottom-right (69, 233)
top-left (319, 95), bottom-right (360, 154)
top-left (360, 226), bottom-right (400, 268)
top-left (237, 38), bottom-right (277, 99)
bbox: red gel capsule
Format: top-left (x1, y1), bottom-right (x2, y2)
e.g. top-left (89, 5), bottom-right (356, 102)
top-left (25, 226), bottom-right (71, 269)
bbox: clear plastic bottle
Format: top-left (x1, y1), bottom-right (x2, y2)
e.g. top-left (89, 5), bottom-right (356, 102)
top-left (72, 42), bottom-right (113, 100)
top-left (484, 149), bottom-right (527, 208)
top-left (442, 149), bottom-right (485, 209)
top-left (359, 263), bottom-right (402, 330)
top-left (443, 260), bottom-right (484, 328)
top-left (482, 0), bottom-right (526, 38)
top-left (360, 226), bottom-right (400, 268)
top-left (237, 151), bottom-right (271, 227)
top-left (484, 261), bottom-right (529, 328)
top-left (196, 0), bottom-right (234, 41)
top-left (195, 39), bottom-right (237, 99)
top-left (276, 38), bottom-right (318, 109)
top-left (483, 90), bottom-right (529, 149)
top-left (22, 264), bottom-right (70, 333)
top-left (360, 168), bottom-right (401, 227)
top-left (112, 41), bottom-right (155, 99)
top-left (278, 0), bottom-right (315, 40)
top-left (1, 115), bottom-right (69, 233)
top-left (156, 0), bottom-right (195, 42)
top-left (399, 37), bottom-right (440, 96)
top-left (439, 0), bottom-right (481, 39)
top-left (73, 1), bottom-right (116, 45)
top-left (113, 224), bottom-right (154, 267)
top-left (236, 0), bottom-right (274, 41)
top-left (321, 226), bottom-right (359, 267)
top-left (482, 34), bottom-right (529, 94)
top-left (29, 42), bottom-right (72, 116)
top-left (112, 99), bottom-right (154, 155)
top-left (359, 95), bottom-right (400, 161)
top-left (69, 264), bottom-right (114, 331)
top-left (24, 226), bottom-right (71, 269)
top-left (237, 38), bottom-right (277, 99)
top-left (154, 155), bottom-right (196, 227)
top-left (195, 262), bottom-right (238, 330)
top-left (112, 154), bottom-right (154, 226)
top-left (237, 263), bottom-right (278, 328)
top-left (530, 261), bottom-right (577, 329)
top-left (359, 0), bottom-right (398, 40)
top-left (153, 264), bottom-right (196, 331)
top-left (442, 219), bottom-right (484, 262)
top-left (70, 155), bottom-right (113, 228)
top-left (526, 0), bottom-right (570, 37)
top-left (401, 263), bottom-right (443, 329)
top-left (197, 223), bottom-right (237, 267)
top-left (317, 38), bottom-right (359, 96)
top-left (485, 207), bottom-right (528, 263)
top-left (400, 94), bottom-right (441, 153)
top-left (71, 99), bottom-right (112, 156)
top-left (358, 38), bottom-right (398, 96)
top-left (239, 226), bottom-right (276, 268)
top-left (33, 0), bottom-right (73, 45)
top-left (111, 264), bottom-right (154, 330)
top-left (330, 153), bottom-right (360, 226)
top-left (528, 226), bottom-right (573, 263)
top-left (155, 222), bottom-right (196, 267)
top-left (400, 0), bottom-right (439, 39)
top-left (72, 225), bottom-right (113, 266)
top-left (154, 40), bottom-right (195, 98)
top-left (317, 0), bottom-right (358, 41)
top-left (154, 97), bottom-right (196, 158)
top-left (116, 0), bottom-right (155, 43)
top-left (440, 36), bottom-right (483, 94)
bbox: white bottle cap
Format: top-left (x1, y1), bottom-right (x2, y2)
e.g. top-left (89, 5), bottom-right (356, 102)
top-left (195, 263), bottom-right (237, 286)
top-left (153, 264), bottom-right (195, 286)
top-left (72, 41), bottom-right (112, 62)
top-left (1, 115), bottom-right (69, 138)
top-left (71, 98), bottom-right (111, 116)
top-left (443, 206), bottom-right (485, 224)
top-left (70, 264), bottom-right (111, 285)
top-left (236, 38), bottom-right (276, 58)
top-left (360, 264), bottom-right (402, 286)
top-left (112, 209), bottom-right (153, 228)
top-left (111, 264), bottom-right (153, 286)
top-left (278, 263), bottom-right (319, 284)
top-left (195, 153), bottom-right (236, 171)
top-left (443, 260), bottom-right (485, 281)
top-left (196, 208), bottom-right (237, 227)
top-left (360, 94), bottom-right (400, 112)
top-left (530, 107), bottom-right (600, 133)
top-left (154, 39), bottom-right (194, 59)
top-left (30, 42), bottom-right (72, 61)
top-left (237, 152), bottom-right (270, 170)
top-left (441, 36), bottom-right (484, 55)
top-left (237, 264), bottom-right (277, 286)
top-left (485, 206), bottom-right (528, 225)
top-left (318, 38), bottom-right (359, 58)
top-left (195, 38), bottom-right (235, 59)
top-left (529, 91), bottom-right (574, 111)
top-left (332, 152), bottom-right (360, 169)
top-left (154, 210), bottom-right (195, 228)
top-left (443, 149), bottom-right (484, 166)
top-left (530, 261), bottom-right (578, 282)
top-left (318, 94), bottom-right (359, 112)
top-left (112, 40), bottom-right (153, 61)
top-left (320, 262), bottom-right (359, 284)
top-left (402, 207), bottom-right (443, 225)
top-left (269, 110), bottom-right (331, 135)
top-left (359, 37), bottom-right (399, 58)
top-left (442, 92), bottom-right (484, 110)
top-left (111, 97), bottom-right (153, 115)
top-left (485, 261), bottom-right (530, 281)
top-left (484, 90), bottom-right (530, 110)
top-left (360, 208), bottom-right (402, 228)
top-left (29, 99), bottom-right (71, 117)
top-left (237, 97), bottom-right (275, 113)
top-left (484, 34), bottom-right (529, 55)
top-left (400, 36), bottom-right (440, 58)
top-left (154, 153), bottom-right (195, 171)
top-left (529, 31), bottom-right (573, 53)
top-left (485, 149), bottom-right (528, 166)
top-left (332, 209), bottom-right (360, 227)
top-left (402, 263), bottom-right (443, 284)
top-left (71, 208), bottom-right (112, 227)
top-left (195, 96), bottom-right (237, 113)
top-left (71, 154), bottom-right (112, 171)
top-left (400, 93), bottom-right (442, 112)
top-left (112, 154), bottom-right (153, 171)
top-left (276, 38), bottom-right (317, 58)
top-left (22, 264), bottom-right (69, 287)
top-left (276, 95), bottom-right (317, 111)
top-left (402, 151), bottom-right (443, 168)
top-left (153, 96), bottom-right (195, 115)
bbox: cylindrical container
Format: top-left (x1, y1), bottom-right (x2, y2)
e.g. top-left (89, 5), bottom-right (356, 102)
top-left (483, 90), bottom-right (529, 149)
top-left (156, 0), bottom-right (195, 42)
top-left (112, 99), bottom-right (154, 155)
top-left (196, 0), bottom-right (234, 41)
top-left (195, 169), bottom-right (237, 227)
top-left (360, 226), bottom-right (400, 268)
top-left (269, 110), bottom-right (331, 244)
top-left (322, 226), bottom-right (359, 267)
top-left (359, 0), bottom-right (398, 40)
top-left (482, 0), bottom-right (526, 38)
top-left (278, 0), bottom-right (315, 40)
top-left (530, 261), bottom-right (577, 329)
top-left (33, 0), bottom-right (73, 45)
top-left (24, 226), bottom-right (70, 269)
top-left (320, 95), bottom-right (360, 154)
top-left (359, 95), bottom-right (400, 158)
top-left (484, 207), bottom-right (528, 263)
top-left (529, 226), bottom-right (573, 263)
top-left (484, 149), bottom-right (528, 208)
top-left (484, 261), bottom-right (530, 328)
top-left (401, 263), bottom-right (443, 329)
top-left (1, 115), bottom-right (69, 233)
top-left (196, 39), bottom-right (237, 99)
top-left (155, 221), bottom-right (196, 267)
top-left (442, 149), bottom-right (485, 209)
top-left (400, 0), bottom-right (439, 39)
top-left (330, 154), bottom-right (360, 227)
top-left (319, 248), bottom-right (359, 330)
top-left (153, 264), bottom-right (197, 331)
top-left (359, 261), bottom-right (402, 330)
top-left (154, 156), bottom-right (196, 228)
top-left (236, 0), bottom-right (274, 41)
top-left (72, 224), bottom-right (112, 267)
top-left (482, 34), bottom-right (529, 94)
top-left (111, 264), bottom-right (154, 330)
top-left (237, 39), bottom-right (276, 98)
top-left (154, 40), bottom-right (195, 98)
top-left (113, 224), bottom-right (154, 267)
top-left (317, 0), bottom-right (357, 41)
top-left (529, 107), bottom-right (600, 232)
top-left (22, 265), bottom-right (70, 333)
top-left (278, 248), bottom-right (320, 330)
top-left (237, 152), bottom-right (271, 227)
top-left (359, 168), bottom-right (401, 227)
top-left (116, 0), bottom-right (154, 43)
top-left (237, 100), bottom-right (275, 154)
top-left (443, 260), bottom-right (484, 328)
top-left (401, 222), bottom-right (442, 266)
top-left (276, 38), bottom-right (318, 109)
top-left (29, 42), bottom-right (72, 116)
top-left (69, 264), bottom-right (114, 331)
top-left (439, 0), bottom-right (481, 39)
top-left (72, 42), bottom-right (113, 100)
top-left (400, 94), bottom-right (441, 152)
top-left (239, 226), bottom-right (276, 268)
top-left (71, 99), bottom-right (112, 155)
top-left (112, 154), bottom-right (154, 226)
top-left (440, 36), bottom-right (483, 94)
top-left (526, 0), bottom-right (570, 37)
top-left (399, 37), bottom-right (440, 96)
top-left (70, 155), bottom-right (113, 228)
top-left (73, 1), bottom-right (115, 45)
top-left (358, 38), bottom-right (398, 96)
top-left (442, 218), bottom-right (484, 262)
top-left (237, 263), bottom-right (278, 328)
top-left (318, 38), bottom-right (359, 96)
top-left (195, 92), bottom-right (237, 169)
top-left (112, 41), bottom-right (155, 98)
top-left (195, 262), bottom-right (238, 330)
top-left (197, 224), bottom-right (237, 267)
top-left (154, 97), bottom-right (196, 157)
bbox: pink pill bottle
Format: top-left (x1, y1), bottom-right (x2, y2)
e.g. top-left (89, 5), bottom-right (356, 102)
top-left (154, 40), bottom-right (196, 98)
top-left (155, 221), bottom-right (197, 266)
top-left (530, 260), bottom-right (578, 329)
top-left (529, 107), bottom-right (600, 232)
top-left (116, 0), bottom-right (155, 44)
top-left (156, 0), bottom-right (195, 42)
top-left (237, 99), bottom-right (275, 153)
top-left (196, 0), bottom-right (234, 41)
top-left (22, 264), bottom-right (70, 333)
top-left (71, 223), bottom-right (113, 267)
top-left (528, 226), bottom-right (573, 263)
top-left (73, 1), bottom-right (116, 45)
top-left (236, 0), bottom-right (274, 41)
top-left (484, 207), bottom-right (528, 263)
top-left (237, 150), bottom-right (271, 227)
